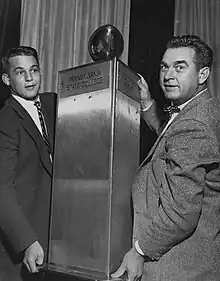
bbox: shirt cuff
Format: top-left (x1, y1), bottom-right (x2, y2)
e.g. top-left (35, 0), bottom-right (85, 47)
top-left (140, 99), bottom-right (154, 112)
top-left (135, 240), bottom-right (145, 255)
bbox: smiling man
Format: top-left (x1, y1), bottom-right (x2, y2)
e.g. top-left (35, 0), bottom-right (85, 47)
top-left (112, 35), bottom-right (220, 281)
top-left (0, 46), bottom-right (56, 281)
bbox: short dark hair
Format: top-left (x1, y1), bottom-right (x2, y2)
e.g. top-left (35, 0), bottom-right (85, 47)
top-left (166, 35), bottom-right (213, 70)
top-left (1, 46), bottom-right (39, 73)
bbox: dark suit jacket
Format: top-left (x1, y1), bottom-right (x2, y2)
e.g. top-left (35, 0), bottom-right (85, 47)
top-left (0, 93), bottom-right (56, 276)
top-left (133, 90), bottom-right (220, 281)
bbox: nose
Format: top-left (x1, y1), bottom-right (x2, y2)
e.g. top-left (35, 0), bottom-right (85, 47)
top-left (164, 67), bottom-right (175, 81)
top-left (25, 71), bottom-right (33, 81)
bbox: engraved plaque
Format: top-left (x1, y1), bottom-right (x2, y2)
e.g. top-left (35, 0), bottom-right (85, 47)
top-left (58, 60), bottom-right (110, 98)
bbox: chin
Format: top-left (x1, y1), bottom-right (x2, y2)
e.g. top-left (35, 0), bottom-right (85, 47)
top-left (24, 92), bottom-right (39, 100)
top-left (164, 92), bottom-right (180, 101)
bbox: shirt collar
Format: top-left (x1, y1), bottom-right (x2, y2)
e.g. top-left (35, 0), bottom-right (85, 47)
top-left (172, 87), bottom-right (208, 111)
top-left (12, 94), bottom-right (40, 107)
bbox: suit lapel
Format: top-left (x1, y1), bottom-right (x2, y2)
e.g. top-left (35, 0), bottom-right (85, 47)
top-left (6, 96), bottom-right (52, 175)
top-left (138, 122), bottom-right (168, 169)
top-left (138, 89), bottom-right (211, 170)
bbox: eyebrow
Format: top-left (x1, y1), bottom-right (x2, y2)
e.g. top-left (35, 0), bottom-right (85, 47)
top-left (13, 65), bottom-right (39, 72)
top-left (160, 60), bottom-right (189, 67)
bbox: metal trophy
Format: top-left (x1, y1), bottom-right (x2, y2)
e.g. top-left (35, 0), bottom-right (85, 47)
top-left (46, 25), bottom-right (141, 280)
top-left (88, 25), bottom-right (124, 62)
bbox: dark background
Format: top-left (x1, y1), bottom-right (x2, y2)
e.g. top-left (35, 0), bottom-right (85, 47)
top-left (0, 0), bottom-right (21, 106)
top-left (128, 0), bottom-right (175, 159)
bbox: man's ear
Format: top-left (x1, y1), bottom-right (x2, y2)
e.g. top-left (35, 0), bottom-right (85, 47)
top-left (2, 73), bottom-right (10, 86)
top-left (198, 67), bottom-right (210, 84)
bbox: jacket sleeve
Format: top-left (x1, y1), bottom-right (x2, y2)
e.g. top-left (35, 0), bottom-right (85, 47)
top-left (0, 123), bottom-right (38, 254)
top-left (141, 101), bottom-right (162, 135)
top-left (137, 118), bottom-right (220, 260)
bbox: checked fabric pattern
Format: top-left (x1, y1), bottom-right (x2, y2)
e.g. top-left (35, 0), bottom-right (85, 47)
top-left (163, 104), bottom-right (180, 119)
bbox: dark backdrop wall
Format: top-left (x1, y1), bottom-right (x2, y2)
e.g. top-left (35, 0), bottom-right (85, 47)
top-left (128, 0), bottom-right (175, 161)
top-left (0, 0), bottom-right (21, 105)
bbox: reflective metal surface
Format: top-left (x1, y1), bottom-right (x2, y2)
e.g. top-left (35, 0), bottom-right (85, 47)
top-left (48, 59), bottom-right (140, 280)
top-left (88, 25), bottom-right (124, 62)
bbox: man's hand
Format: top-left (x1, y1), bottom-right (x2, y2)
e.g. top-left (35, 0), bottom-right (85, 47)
top-left (138, 75), bottom-right (152, 102)
top-left (111, 247), bottom-right (144, 281)
top-left (23, 241), bottom-right (44, 273)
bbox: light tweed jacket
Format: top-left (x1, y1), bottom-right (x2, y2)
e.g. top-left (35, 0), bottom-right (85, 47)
top-left (133, 90), bottom-right (220, 281)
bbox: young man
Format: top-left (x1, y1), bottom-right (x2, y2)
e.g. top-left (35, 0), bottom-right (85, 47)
top-left (112, 35), bottom-right (220, 281)
top-left (0, 46), bottom-right (56, 281)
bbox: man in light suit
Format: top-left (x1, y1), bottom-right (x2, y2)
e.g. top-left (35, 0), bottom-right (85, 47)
top-left (0, 46), bottom-right (56, 280)
top-left (112, 35), bottom-right (220, 281)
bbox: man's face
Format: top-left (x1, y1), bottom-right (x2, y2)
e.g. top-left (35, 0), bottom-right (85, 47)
top-left (2, 55), bottom-right (41, 100)
top-left (159, 47), bottom-right (200, 105)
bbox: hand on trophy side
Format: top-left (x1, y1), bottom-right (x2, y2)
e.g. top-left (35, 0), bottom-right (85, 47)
top-left (23, 241), bottom-right (44, 273)
top-left (111, 247), bottom-right (144, 281)
top-left (137, 74), bottom-right (162, 133)
top-left (138, 74), bottom-right (154, 112)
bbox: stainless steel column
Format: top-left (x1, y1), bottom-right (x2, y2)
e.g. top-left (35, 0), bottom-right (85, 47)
top-left (47, 58), bottom-right (140, 280)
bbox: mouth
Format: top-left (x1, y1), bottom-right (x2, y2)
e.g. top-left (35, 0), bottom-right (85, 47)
top-left (164, 85), bottom-right (179, 91)
top-left (164, 84), bottom-right (178, 87)
top-left (25, 85), bottom-right (36, 91)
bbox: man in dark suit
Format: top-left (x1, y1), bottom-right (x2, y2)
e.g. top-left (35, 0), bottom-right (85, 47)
top-left (0, 46), bottom-right (56, 280)
top-left (112, 35), bottom-right (220, 281)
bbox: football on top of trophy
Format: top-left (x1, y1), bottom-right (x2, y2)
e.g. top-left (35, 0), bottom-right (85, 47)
top-left (88, 24), bottom-right (124, 62)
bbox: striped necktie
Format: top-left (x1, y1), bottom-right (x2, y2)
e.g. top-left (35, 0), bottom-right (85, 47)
top-left (34, 101), bottom-right (51, 156)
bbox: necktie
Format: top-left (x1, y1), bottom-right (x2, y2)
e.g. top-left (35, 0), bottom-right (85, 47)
top-left (158, 103), bottom-right (180, 135)
top-left (163, 103), bottom-right (180, 119)
top-left (34, 101), bottom-right (51, 156)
